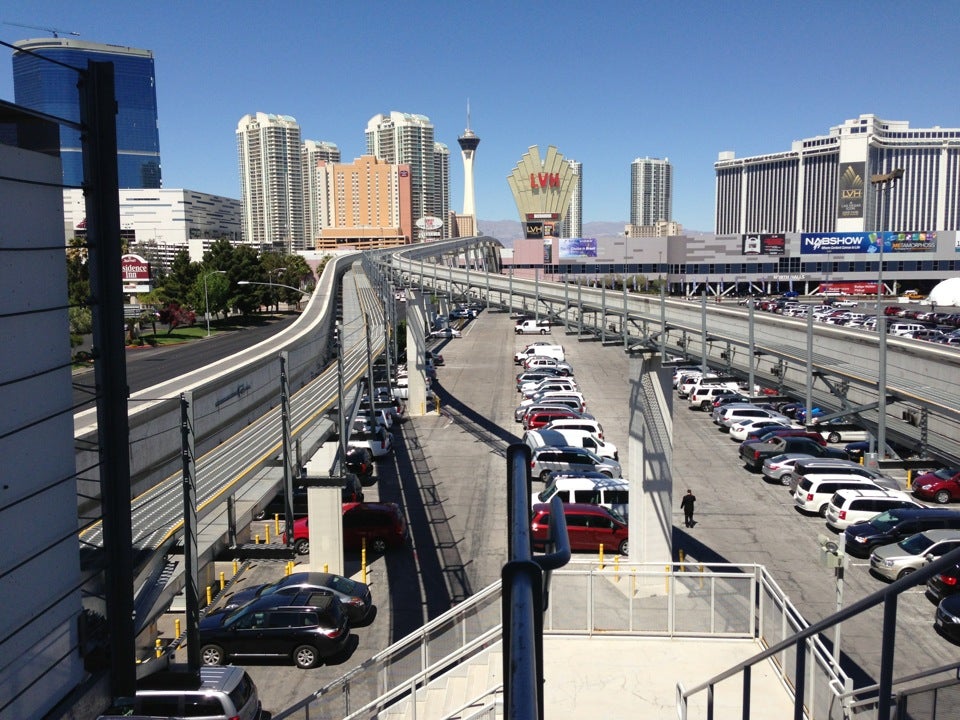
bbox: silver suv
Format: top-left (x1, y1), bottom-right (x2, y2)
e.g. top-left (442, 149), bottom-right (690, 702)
top-left (98, 665), bottom-right (264, 720)
top-left (530, 445), bottom-right (622, 482)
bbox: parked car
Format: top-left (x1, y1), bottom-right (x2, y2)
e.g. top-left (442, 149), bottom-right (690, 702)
top-left (912, 468), bottom-right (960, 504)
top-left (811, 420), bottom-right (869, 444)
top-left (926, 561), bottom-right (960, 604)
top-left (845, 508), bottom-right (960, 558)
top-left (824, 488), bottom-right (921, 531)
top-left (429, 327), bottom-right (462, 339)
top-left (286, 502), bottom-right (408, 555)
top-left (870, 529), bottom-right (960, 581)
top-left (740, 436), bottom-right (847, 472)
top-left (530, 502), bottom-right (629, 556)
top-left (744, 428), bottom-right (828, 446)
top-left (222, 571), bottom-right (374, 624)
top-left (529, 445), bottom-right (622, 481)
top-left (523, 407), bottom-right (582, 430)
top-left (198, 592), bottom-right (350, 669)
top-left (516, 368), bottom-right (564, 389)
top-left (729, 419), bottom-right (796, 443)
top-left (542, 415), bottom-right (606, 440)
top-left (935, 593), bottom-right (960, 643)
top-left (348, 423), bottom-right (393, 459)
top-left (761, 453), bottom-right (817, 485)
top-left (794, 475), bottom-right (892, 517)
top-left (97, 666), bottom-right (264, 720)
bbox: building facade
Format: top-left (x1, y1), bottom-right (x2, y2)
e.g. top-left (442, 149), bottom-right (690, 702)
top-left (630, 157), bottom-right (672, 226)
top-left (559, 159), bottom-right (582, 239)
top-left (12, 38), bottom-right (162, 188)
top-left (365, 112), bottom-right (450, 240)
top-left (236, 112), bottom-right (305, 252)
top-left (62, 188), bottom-right (243, 269)
top-left (313, 155), bottom-right (412, 251)
top-left (715, 114), bottom-right (960, 236)
top-left (302, 140), bottom-right (341, 249)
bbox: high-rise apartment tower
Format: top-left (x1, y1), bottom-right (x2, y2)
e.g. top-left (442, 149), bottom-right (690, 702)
top-left (236, 113), bottom-right (304, 252)
top-left (302, 140), bottom-right (341, 248)
top-left (630, 157), bottom-right (673, 226)
top-left (12, 38), bottom-right (162, 188)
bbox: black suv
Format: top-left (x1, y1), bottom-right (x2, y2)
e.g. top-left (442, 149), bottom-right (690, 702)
top-left (199, 592), bottom-right (350, 669)
top-left (740, 436), bottom-right (847, 472)
top-left (844, 508), bottom-right (960, 558)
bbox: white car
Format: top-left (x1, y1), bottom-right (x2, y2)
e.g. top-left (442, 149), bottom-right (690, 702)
top-left (728, 419), bottom-right (797, 442)
top-left (429, 327), bottom-right (462, 339)
top-left (811, 420), bottom-right (869, 444)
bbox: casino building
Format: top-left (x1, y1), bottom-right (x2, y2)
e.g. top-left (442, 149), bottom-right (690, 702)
top-left (505, 118), bottom-right (960, 298)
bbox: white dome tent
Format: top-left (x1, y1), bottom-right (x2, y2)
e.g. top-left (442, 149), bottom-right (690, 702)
top-left (927, 278), bottom-right (960, 308)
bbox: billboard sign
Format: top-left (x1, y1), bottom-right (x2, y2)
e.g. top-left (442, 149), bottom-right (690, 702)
top-left (121, 253), bottom-right (151, 293)
top-left (801, 231), bottom-right (937, 255)
top-left (818, 281), bottom-right (881, 295)
top-left (742, 233), bottom-right (786, 255)
top-left (524, 221), bottom-right (543, 239)
top-left (837, 162), bottom-right (865, 219)
top-left (559, 238), bottom-right (598, 259)
top-left (415, 216), bottom-right (444, 231)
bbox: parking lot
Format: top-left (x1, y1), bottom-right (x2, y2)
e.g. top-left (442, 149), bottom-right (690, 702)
top-left (190, 306), bottom-right (958, 714)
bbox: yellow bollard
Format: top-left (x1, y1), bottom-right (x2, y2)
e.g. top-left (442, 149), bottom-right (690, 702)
top-left (232, 559), bottom-right (238, 576)
top-left (206, 586), bottom-right (212, 606)
top-left (362, 538), bottom-right (368, 584)
top-left (155, 638), bottom-right (162, 658)
top-left (906, 470), bottom-right (913, 489)
top-left (435, 397), bottom-right (441, 413)
top-left (275, 514), bottom-right (280, 536)
top-left (264, 524), bottom-right (270, 544)
top-left (700, 564), bottom-right (705, 589)
top-left (285, 561), bottom-right (292, 576)
top-left (254, 534), bottom-right (260, 544)
top-left (421, 402), bottom-right (425, 415)
top-left (598, 544), bottom-right (605, 570)
top-left (219, 572), bottom-right (225, 590)
top-left (614, 555), bottom-right (620, 582)
top-left (175, 619), bottom-right (181, 638)
top-left (665, 565), bottom-right (670, 593)
top-left (323, 563), bottom-right (329, 573)
top-left (679, 549), bottom-right (685, 572)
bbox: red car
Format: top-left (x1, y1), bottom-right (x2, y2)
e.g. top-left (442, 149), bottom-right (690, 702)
top-left (530, 502), bottom-right (628, 556)
top-left (913, 468), bottom-right (960, 505)
top-left (523, 407), bottom-right (580, 430)
top-left (285, 502), bottom-right (408, 555)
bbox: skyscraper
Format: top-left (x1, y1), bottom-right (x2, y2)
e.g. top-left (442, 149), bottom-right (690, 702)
top-left (630, 157), bottom-right (673, 226)
top-left (302, 140), bottom-right (341, 248)
top-left (366, 111), bottom-right (449, 240)
top-left (12, 38), bottom-right (162, 188)
top-left (560, 159), bottom-right (582, 238)
top-left (236, 113), bottom-right (304, 251)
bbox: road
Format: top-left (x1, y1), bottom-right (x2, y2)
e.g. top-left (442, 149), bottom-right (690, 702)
top-left (71, 314), bottom-right (299, 411)
top-left (173, 307), bottom-right (956, 714)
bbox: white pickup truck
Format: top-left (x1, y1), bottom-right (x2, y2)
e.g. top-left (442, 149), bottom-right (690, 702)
top-left (515, 319), bottom-right (551, 334)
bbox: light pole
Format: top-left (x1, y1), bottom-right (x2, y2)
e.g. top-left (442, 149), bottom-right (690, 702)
top-left (238, 279), bottom-right (310, 307)
top-left (203, 270), bottom-right (226, 337)
top-left (267, 267), bottom-right (286, 312)
top-left (869, 168), bottom-right (904, 460)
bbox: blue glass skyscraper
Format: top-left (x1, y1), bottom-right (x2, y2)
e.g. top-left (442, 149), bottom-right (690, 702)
top-left (13, 38), bottom-right (162, 188)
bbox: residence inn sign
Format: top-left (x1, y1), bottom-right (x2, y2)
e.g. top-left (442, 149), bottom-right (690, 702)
top-left (506, 145), bottom-right (576, 239)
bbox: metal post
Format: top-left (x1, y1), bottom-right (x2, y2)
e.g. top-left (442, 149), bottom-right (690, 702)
top-left (833, 559), bottom-right (845, 665)
top-left (622, 278), bottom-right (628, 347)
top-left (535, 268), bottom-right (540, 323)
top-left (364, 313), bottom-right (376, 420)
top-left (180, 392), bottom-right (200, 673)
top-left (336, 322), bottom-right (347, 469)
top-left (805, 308), bottom-right (814, 422)
top-left (279, 354), bottom-right (295, 548)
top-left (700, 291), bottom-right (708, 375)
top-left (747, 299), bottom-right (756, 397)
top-left (82, 59), bottom-right (136, 700)
top-left (660, 283), bottom-right (667, 359)
top-left (601, 282), bottom-right (607, 344)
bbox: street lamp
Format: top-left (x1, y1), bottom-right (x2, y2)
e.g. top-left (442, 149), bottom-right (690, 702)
top-left (237, 280), bottom-right (310, 309)
top-left (869, 168), bottom-right (904, 460)
top-left (203, 270), bottom-right (226, 337)
top-left (267, 267), bottom-right (286, 312)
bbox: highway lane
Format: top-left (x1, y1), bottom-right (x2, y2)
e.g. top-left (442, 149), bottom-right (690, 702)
top-left (71, 314), bottom-right (299, 411)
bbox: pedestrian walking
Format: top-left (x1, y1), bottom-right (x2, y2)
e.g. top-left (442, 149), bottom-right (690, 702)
top-left (681, 489), bottom-right (697, 528)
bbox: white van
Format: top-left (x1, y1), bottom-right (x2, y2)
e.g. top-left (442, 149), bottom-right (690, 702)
top-left (888, 322), bottom-right (925, 337)
top-left (824, 488), bottom-right (921, 531)
top-left (541, 416), bottom-right (606, 440)
top-left (524, 428), bottom-right (618, 461)
top-left (514, 344), bottom-right (565, 364)
top-left (531, 475), bottom-right (629, 520)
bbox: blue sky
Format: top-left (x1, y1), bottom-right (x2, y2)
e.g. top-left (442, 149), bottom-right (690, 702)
top-left (3, 1), bottom-right (959, 231)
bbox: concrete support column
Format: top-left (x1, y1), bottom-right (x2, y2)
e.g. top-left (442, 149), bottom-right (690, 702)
top-left (627, 353), bottom-right (673, 569)
top-left (307, 486), bottom-right (344, 575)
top-left (405, 302), bottom-right (429, 417)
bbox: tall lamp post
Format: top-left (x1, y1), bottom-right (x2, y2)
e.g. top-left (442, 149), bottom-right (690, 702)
top-left (267, 267), bottom-right (286, 312)
top-left (869, 167), bottom-right (904, 460)
top-left (238, 279), bottom-right (310, 304)
top-left (203, 269), bottom-right (226, 337)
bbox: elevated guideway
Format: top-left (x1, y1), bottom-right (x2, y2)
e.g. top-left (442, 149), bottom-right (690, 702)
top-left (380, 237), bottom-right (960, 467)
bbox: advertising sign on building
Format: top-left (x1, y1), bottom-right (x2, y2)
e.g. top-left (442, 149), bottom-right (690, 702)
top-left (559, 238), bottom-right (599, 259)
top-left (543, 240), bottom-right (553, 264)
top-left (741, 234), bottom-right (786, 255)
top-left (121, 253), bottom-right (151, 293)
top-left (837, 162), bottom-right (865, 219)
top-left (415, 216), bottom-right (444, 231)
top-left (818, 281), bottom-right (881, 295)
top-left (801, 231), bottom-right (937, 255)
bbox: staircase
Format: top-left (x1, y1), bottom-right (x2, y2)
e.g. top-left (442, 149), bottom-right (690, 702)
top-left (379, 644), bottom-right (503, 720)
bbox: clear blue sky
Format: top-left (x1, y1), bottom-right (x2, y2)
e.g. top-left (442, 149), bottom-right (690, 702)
top-left (3, 1), bottom-right (959, 231)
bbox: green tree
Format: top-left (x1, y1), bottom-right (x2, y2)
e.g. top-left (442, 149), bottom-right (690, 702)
top-left (66, 236), bottom-right (89, 307)
top-left (160, 250), bottom-right (198, 306)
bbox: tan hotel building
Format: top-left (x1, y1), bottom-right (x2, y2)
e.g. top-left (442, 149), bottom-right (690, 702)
top-left (312, 155), bottom-right (414, 251)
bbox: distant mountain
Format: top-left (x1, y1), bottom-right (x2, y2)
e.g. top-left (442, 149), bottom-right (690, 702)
top-left (476, 220), bottom-right (628, 247)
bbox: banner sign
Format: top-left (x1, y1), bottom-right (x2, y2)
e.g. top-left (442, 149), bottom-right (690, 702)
top-left (742, 233), bottom-right (786, 255)
top-left (837, 162), bottom-right (865, 219)
top-left (559, 238), bottom-right (598, 259)
top-left (801, 231), bottom-right (937, 254)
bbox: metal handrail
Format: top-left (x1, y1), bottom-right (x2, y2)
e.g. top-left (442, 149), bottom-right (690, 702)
top-left (678, 545), bottom-right (960, 720)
